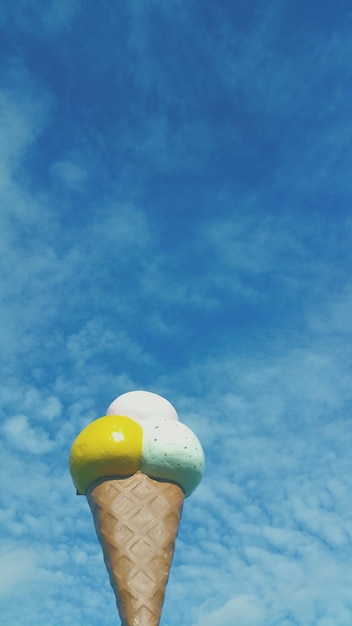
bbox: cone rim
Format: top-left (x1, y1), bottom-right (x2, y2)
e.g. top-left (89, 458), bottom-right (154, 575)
top-left (85, 471), bottom-right (186, 497)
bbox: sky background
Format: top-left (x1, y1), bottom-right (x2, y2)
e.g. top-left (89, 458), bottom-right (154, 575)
top-left (1, 1), bottom-right (352, 625)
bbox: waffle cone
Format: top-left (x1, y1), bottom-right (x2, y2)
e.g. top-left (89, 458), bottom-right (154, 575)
top-left (86, 472), bottom-right (184, 626)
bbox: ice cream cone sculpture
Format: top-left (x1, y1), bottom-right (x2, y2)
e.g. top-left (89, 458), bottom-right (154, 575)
top-left (69, 390), bottom-right (204, 626)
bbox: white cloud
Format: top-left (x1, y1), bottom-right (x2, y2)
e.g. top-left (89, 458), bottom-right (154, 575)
top-left (308, 283), bottom-right (352, 335)
top-left (0, 85), bottom-right (49, 194)
top-left (1, 0), bottom-right (81, 35)
top-left (50, 159), bottom-right (87, 187)
top-left (66, 319), bottom-right (154, 368)
top-left (0, 548), bottom-right (38, 598)
top-left (40, 0), bottom-right (81, 32)
top-left (197, 210), bottom-right (323, 303)
top-left (195, 595), bottom-right (265, 626)
top-left (8, 387), bottom-right (63, 422)
top-left (2, 415), bottom-right (54, 454)
top-left (92, 203), bottom-right (155, 252)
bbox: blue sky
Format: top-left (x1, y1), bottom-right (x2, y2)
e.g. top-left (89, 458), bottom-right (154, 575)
top-left (1, 1), bottom-right (352, 625)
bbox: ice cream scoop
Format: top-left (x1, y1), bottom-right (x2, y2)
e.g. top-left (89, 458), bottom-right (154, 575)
top-left (69, 390), bottom-right (205, 626)
top-left (107, 390), bottom-right (179, 422)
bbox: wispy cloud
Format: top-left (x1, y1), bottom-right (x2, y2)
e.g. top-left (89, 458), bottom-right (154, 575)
top-left (1, 0), bottom-right (82, 35)
top-left (50, 159), bottom-right (87, 188)
top-left (0, 547), bottom-right (39, 598)
top-left (3, 415), bottom-right (55, 454)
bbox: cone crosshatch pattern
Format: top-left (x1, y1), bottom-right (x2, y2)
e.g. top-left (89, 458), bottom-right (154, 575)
top-left (87, 472), bottom-right (184, 626)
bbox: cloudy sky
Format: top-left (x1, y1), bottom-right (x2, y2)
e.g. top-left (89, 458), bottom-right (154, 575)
top-left (1, 1), bottom-right (352, 625)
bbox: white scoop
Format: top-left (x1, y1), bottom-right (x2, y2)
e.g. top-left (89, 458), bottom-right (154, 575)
top-left (106, 390), bottom-right (179, 423)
